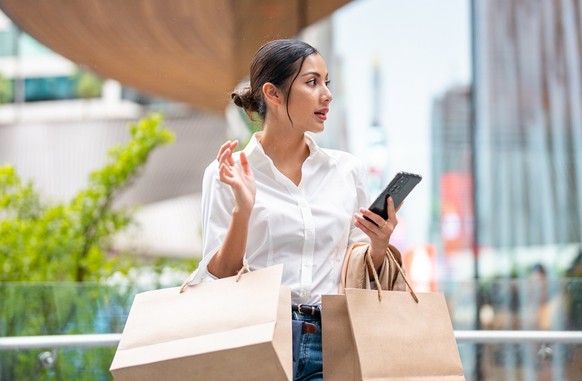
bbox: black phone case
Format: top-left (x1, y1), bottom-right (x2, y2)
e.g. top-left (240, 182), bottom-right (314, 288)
top-left (369, 171), bottom-right (422, 220)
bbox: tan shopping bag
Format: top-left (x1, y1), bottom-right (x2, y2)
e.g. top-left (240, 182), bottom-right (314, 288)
top-left (322, 248), bottom-right (465, 380)
top-left (110, 264), bottom-right (292, 381)
top-left (322, 244), bottom-right (408, 380)
top-left (322, 294), bottom-right (360, 380)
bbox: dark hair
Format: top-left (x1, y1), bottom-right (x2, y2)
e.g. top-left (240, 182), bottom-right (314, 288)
top-left (231, 39), bottom-right (319, 120)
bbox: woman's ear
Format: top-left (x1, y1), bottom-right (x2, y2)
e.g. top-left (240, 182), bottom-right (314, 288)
top-left (262, 83), bottom-right (283, 106)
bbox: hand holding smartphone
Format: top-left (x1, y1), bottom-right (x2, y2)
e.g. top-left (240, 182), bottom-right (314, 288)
top-left (365, 171), bottom-right (422, 224)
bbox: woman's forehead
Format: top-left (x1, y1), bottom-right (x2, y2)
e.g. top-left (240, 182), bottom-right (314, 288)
top-left (299, 54), bottom-right (328, 76)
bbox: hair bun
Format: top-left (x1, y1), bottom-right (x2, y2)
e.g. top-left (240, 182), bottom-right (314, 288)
top-left (231, 91), bottom-right (245, 108)
top-left (231, 84), bottom-right (261, 115)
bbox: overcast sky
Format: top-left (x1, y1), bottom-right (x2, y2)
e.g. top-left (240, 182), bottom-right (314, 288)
top-left (332, 0), bottom-right (471, 246)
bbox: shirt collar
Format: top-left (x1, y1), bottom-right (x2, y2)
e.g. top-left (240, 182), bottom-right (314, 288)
top-left (244, 132), bottom-right (335, 164)
top-left (243, 132), bottom-right (263, 158)
top-left (304, 133), bottom-right (337, 163)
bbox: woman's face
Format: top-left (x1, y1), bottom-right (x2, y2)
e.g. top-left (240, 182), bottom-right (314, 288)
top-left (286, 53), bottom-right (333, 133)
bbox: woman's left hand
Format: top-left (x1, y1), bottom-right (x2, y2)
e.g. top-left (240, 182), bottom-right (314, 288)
top-left (354, 196), bottom-right (399, 270)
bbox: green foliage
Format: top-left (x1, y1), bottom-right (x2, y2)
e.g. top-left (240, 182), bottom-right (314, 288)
top-left (0, 113), bottom-right (175, 282)
top-left (0, 114), bottom-right (179, 380)
top-left (0, 71), bottom-right (12, 104)
top-left (72, 69), bottom-right (103, 99)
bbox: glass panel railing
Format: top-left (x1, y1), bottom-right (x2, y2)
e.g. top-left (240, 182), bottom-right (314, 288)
top-left (0, 282), bottom-right (142, 381)
top-left (0, 283), bottom-right (140, 337)
top-left (1, 279), bottom-right (581, 380)
top-left (442, 278), bottom-right (582, 380)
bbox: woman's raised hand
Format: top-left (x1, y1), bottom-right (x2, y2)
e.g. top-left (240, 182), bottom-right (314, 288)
top-left (354, 196), bottom-right (400, 270)
top-left (217, 140), bottom-right (256, 215)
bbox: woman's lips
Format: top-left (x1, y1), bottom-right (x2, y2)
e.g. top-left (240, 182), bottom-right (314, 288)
top-left (315, 108), bottom-right (329, 121)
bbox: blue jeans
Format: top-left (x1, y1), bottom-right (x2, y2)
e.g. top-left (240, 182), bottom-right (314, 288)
top-left (292, 312), bottom-right (323, 381)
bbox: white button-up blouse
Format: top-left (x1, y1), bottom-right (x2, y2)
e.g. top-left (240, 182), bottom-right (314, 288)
top-left (197, 133), bottom-right (370, 305)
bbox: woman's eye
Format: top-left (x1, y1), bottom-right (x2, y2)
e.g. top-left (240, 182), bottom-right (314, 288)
top-left (325, 80), bottom-right (331, 87)
top-left (307, 79), bottom-right (316, 86)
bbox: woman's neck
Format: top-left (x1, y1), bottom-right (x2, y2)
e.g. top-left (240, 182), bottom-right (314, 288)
top-left (260, 125), bottom-right (309, 160)
top-left (259, 127), bottom-right (310, 185)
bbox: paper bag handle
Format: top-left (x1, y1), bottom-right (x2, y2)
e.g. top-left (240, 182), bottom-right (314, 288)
top-left (365, 248), bottom-right (419, 304)
top-left (179, 259), bottom-right (250, 293)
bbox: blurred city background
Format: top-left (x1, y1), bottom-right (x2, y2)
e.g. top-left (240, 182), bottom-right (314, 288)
top-left (0, 0), bottom-right (580, 380)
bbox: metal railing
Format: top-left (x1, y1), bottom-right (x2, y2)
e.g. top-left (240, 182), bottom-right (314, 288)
top-left (0, 333), bottom-right (121, 350)
top-left (1, 330), bottom-right (582, 350)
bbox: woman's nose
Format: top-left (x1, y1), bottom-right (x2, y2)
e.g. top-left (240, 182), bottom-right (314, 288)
top-left (323, 87), bottom-right (333, 103)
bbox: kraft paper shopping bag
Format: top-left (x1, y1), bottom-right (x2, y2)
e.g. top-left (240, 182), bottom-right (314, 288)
top-left (322, 246), bottom-right (465, 380)
top-left (110, 264), bottom-right (292, 381)
top-left (344, 288), bottom-right (465, 380)
top-left (321, 294), bottom-right (360, 380)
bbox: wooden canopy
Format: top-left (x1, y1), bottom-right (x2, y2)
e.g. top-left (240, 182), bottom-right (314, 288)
top-left (0, 0), bottom-right (350, 113)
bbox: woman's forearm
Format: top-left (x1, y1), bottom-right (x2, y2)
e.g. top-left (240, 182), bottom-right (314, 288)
top-left (368, 242), bottom-right (388, 274)
top-left (207, 208), bottom-right (252, 278)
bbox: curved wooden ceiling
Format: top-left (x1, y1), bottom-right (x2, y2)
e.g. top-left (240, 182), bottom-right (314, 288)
top-left (0, 0), bottom-right (350, 113)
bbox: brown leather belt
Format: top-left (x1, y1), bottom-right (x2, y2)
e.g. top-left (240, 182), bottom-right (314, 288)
top-left (292, 304), bottom-right (321, 318)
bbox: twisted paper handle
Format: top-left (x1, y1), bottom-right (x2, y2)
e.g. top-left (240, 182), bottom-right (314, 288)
top-left (179, 271), bottom-right (196, 293)
top-left (179, 259), bottom-right (250, 293)
top-left (235, 259), bottom-right (250, 282)
top-left (365, 247), bottom-right (419, 303)
top-left (385, 248), bottom-right (419, 303)
top-left (365, 251), bottom-right (383, 302)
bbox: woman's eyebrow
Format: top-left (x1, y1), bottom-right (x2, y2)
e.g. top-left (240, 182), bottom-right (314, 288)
top-left (300, 71), bottom-right (329, 79)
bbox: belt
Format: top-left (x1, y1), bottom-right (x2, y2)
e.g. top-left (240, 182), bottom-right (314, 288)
top-left (292, 304), bottom-right (321, 318)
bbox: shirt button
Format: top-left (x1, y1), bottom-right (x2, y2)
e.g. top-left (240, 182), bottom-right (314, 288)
top-left (306, 230), bottom-right (313, 238)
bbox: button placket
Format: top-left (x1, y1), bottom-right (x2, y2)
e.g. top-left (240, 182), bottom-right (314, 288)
top-left (297, 193), bottom-right (315, 300)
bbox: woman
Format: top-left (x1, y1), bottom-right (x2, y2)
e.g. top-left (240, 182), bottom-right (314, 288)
top-left (198, 39), bottom-right (398, 381)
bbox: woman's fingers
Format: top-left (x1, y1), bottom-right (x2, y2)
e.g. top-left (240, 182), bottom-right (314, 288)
top-left (218, 163), bottom-right (234, 183)
top-left (239, 152), bottom-right (252, 176)
top-left (218, 150), bottom-right (250, 185)
top-left (386, 196), bottom-right (399, 225)
top-left (219, 148), bottom-right (251, 178)
top-left (354, 212), bottom-right (384, 238)
top-left (355, 196), bottom-right (399, 240)
top-left (218, 146), bottom-right (235, 168)
top-left (216, 140), bottom-right (238, 161)
top-left (358, 208), bottom-right (385, 229)
top-left (216, 141), bottom-right (231, 161)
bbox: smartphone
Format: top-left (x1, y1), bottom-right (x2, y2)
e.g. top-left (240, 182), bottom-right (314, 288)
top-left (365, 171), bottom-right (422, 224)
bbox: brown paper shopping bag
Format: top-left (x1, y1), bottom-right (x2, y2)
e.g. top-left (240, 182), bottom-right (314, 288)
top-left (110, 264), bottom-right (292, 381)
top-left (322, 247), bottom-right (465, 380)
top-left (321, 294), bottom-right (360, 381)
top-left (343, 288), bottom-right (465, 380)
top-left (322, 244), bottom-right (407, 380)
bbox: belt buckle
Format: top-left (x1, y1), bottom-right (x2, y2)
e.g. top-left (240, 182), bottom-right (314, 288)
top-left (297, 303), bottom-right (316, 315)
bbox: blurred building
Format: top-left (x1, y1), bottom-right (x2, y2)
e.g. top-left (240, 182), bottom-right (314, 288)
top-left (472, 0), bottom-right (582, 277)
top-left (430, 85), bottom-right (473, 279)
top-left (431, 0), bottom-right (582, 280)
